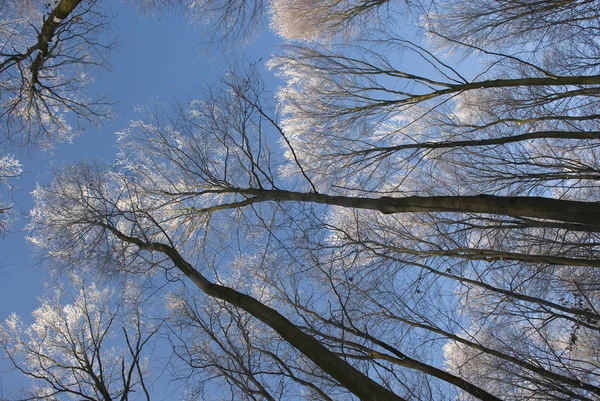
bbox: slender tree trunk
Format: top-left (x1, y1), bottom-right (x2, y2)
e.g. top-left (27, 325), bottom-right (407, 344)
top-left (368, 244), bottom-right (600, 267)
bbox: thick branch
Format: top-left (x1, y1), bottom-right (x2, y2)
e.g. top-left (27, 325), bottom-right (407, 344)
top-left (401, 74), bottom-right (600, 105)
top-left (29, 0), bottom-right (85, 86)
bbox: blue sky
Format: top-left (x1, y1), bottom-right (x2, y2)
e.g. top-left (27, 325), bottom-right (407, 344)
top-left (0, 3), bottom-right (277, 397)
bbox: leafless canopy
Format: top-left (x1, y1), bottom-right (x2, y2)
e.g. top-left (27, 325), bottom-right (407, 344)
top-left (9, 0), bottom-right (600, 400)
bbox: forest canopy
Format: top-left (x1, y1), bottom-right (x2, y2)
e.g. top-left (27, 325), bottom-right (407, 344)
top-left (1, 0), bottom-right (600, 400)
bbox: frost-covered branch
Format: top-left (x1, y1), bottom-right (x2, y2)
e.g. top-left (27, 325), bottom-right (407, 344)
top-left (0, 275), bottom-right (158, 401)
top-left (0, 0), bottom-right (115, 149)
top-left (0, 154), bottom-right (21, 236)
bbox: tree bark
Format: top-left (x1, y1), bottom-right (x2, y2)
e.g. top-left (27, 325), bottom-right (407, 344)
top-left (30, 0), bottom-right (84, 85)
top-left (237, 190), bottom-right (600, 229)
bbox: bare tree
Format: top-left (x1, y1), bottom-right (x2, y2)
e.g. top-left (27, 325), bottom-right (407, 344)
top-left (0, 0), bottom-right (116, 235)
top-left (0, 274), bottom-right (159, 401)
top-left (131, 0), bottom-right (266, 47)
top-left (27, 70), bottom-right (590, 400)
top-left (266, 0), bottom-right (600, 399)
top-left (0, 0), bottom-right (115, 149)
top-left (270, 0), bottom-right (400, 41)
top-left (19, 0), bottom-right (600, 400)
top-left (168, 288), bottom-right (342, 401)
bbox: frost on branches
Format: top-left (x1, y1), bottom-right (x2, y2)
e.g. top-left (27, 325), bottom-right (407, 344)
top-left (16, 0), bottom-right (600, 400)
top-left (0, 274), bottom-right (158, 401)
top-left (0, 154), bottom-right (21, 235)
top-left (0, 0), bottom-right (114, 149)
top-left (270, 0), bottom-right (395, 41)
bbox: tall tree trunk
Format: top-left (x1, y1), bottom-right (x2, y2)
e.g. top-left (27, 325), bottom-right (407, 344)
top-left (238, 190), bottom-right (600, 229)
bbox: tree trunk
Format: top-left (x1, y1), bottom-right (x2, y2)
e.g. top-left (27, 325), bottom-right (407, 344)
top-left (240, 190), bottom-right (600, 229)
